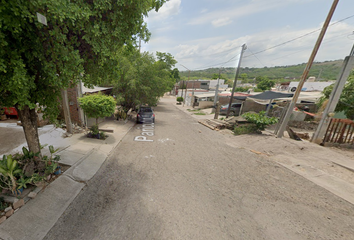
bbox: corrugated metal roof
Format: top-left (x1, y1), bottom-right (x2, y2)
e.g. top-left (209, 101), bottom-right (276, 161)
top-left (82, 85), bottom-right (112, 94)
top-left (194, 93), bottom-right (216, 98)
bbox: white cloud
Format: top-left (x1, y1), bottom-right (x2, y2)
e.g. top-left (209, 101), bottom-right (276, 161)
top-left (174, 21), bottom-right (354, 70)
top-left (212, 17), bottom-right (233, 27)
top-left (148, 0), bottom-right (181, 21)
top-left (188, 0), bottom-right (311, 26)
top-left (175, 44), bottom-right (200, 59)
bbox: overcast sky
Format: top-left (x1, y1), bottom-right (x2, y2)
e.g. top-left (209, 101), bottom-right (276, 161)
top-left (142, 0), bottom-right (354, 71)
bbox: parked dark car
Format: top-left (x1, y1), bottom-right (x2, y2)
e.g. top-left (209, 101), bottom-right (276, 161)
top-left (219, 103), bottom-right (242, 116)
top-left (136, 106), bottom-right (155, 123)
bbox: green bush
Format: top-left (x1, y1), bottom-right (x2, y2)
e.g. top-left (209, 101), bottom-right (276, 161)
top-left (253, 88), bottom-right (263, 92)
top-left (233, 124), bottom-right (258, 135)
top-left (234, 87), bottom-right (250, 92)
top-left (176, 97), bottom-right (183, 103)
top-left (242, 111), bottom-right (278, 130)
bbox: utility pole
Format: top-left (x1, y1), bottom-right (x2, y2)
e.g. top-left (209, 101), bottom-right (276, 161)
top-left (213, 68), bottom-right (222, 106)
top-left (227, 44), bottom-right (247, 118)
top-left (276, 0), bottom-right (339, 138)
top-left (311, 44), bottom-right (354, 143)
top-left (180, 64), bottom-right (191, 107)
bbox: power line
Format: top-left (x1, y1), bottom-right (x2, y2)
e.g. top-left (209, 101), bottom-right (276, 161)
top-left (180, 14), bottom-right (354, 71)
top-left (244, 14), bottom-right (354, 58)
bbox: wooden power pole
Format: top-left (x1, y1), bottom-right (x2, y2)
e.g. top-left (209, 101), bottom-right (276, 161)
top-left (276, 0), bottom-right (339, 138)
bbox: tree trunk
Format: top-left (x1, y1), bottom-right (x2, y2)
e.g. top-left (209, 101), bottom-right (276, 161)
top-left (61, 88), bottom-right (73, 134)
top-left (16, 105), bottom-right (41, 155)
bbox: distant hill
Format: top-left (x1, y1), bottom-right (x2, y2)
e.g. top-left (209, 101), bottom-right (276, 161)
top-left (179, 60), bottom-right (344, 82)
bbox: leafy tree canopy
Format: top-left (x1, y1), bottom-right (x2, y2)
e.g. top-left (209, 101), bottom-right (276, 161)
top-left (78, 93), bottom-right (116, 126)
top-left (0, 0), bottom-right (165, 113)
top-left (0, 0), bottom-right (165, 153)
top-left (257, 77), bottom-right (275, 91)
top-left (318, 71), bottom-right (354, 119)
top-left (108, 48), bottom-right (177, 111)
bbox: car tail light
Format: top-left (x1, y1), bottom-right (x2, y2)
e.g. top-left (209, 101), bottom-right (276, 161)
top-left (153, 114), bottom-right (155, 117)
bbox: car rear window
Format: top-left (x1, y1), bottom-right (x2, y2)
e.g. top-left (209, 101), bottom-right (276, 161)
top-left (140, 108), bottom-right (152, 112)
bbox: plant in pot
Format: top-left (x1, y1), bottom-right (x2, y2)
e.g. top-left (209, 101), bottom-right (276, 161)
top-left (176, 97), bottom-right (183, 105)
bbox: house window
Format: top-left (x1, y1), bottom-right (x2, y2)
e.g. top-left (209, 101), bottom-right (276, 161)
top-left (201, 83), bottom-right (208, 86)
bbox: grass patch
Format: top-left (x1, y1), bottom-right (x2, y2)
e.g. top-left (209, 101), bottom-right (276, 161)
top-left (187, 109), bottom-right (201, 112)
top-left (233, 124), bottom-right (258, 135)
top-left (194, 112), bottom-right (206, 115)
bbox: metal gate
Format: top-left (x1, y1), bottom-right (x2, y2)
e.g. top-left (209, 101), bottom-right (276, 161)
top-left (323, 118), bottom-right (354, 145)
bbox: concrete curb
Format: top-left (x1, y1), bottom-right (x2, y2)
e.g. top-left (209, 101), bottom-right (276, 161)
top-left (0, 176), bottom-right (85, 240)
top-left (0, 120), bottom-right (135, 240)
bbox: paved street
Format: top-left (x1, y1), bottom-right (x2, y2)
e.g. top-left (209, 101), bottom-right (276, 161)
top-left (44, 98), bottom-right (354, 240)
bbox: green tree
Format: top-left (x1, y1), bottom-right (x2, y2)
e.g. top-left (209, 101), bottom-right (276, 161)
top-left (111, 48), bottom-right (176, 110)
top-left (257, 78), bottom-right (275, 91)
top-left (318, 71), bottom-right (354, 119)
top-left (0, 0), bottom-right (165, 154)
top-left (212, 73), bottom-right (219, 79)
top-left (78, 93), bottom-right (116, 126)
top-left (171, 68), bottom-right (180, 83)
top-left (240, 73), bottom-right (248, 81)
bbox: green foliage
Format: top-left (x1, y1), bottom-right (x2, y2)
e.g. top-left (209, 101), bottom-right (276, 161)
top-left (87, 124), bottom-right (107, 140)
top-left (0, 0), bottom-right (166, 154)
top-left (176, 97), bottom-right (184, 103)
top-left (109, 48), bottom-right (176, 110)
top-left (253, 88), bottom-right (263, 92)
top-left (171, 68), bottom-right (180, 82)
top-left (256, 77), bottom-right (275, 91)
top-left (0, 197), bottom-right (9, 211)
top-left (78, 93), bottom-right (116, 125)
top-left (242, 111), bottom-right (278, 130)
top-left (0, 155), bottom-right (22, 192)
top-left (89, 125), bottom-right (99, 135)
top-left (318, 71), bottom-right (354, 119)
top-left (0, 145), bottom-right (61, 192)
top-left (233, 124), bottom-right (258, 135)
top-left (179, 60), bottom-right (342, 82)
top-left (234, 87), bottom-right (250, 92)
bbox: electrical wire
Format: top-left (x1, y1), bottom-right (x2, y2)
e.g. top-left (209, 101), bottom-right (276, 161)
top-left (244, 14), bottom-right (354, 58)
top-left (180, 14), bottom-right (354, 71)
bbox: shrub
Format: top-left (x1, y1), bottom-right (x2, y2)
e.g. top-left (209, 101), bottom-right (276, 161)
top-left (78, 93), bottom-right (116, 126)
top-left (253, 88), bottom-right (263, 92)
top-left (242, 111), bottom-right (278, 130)
top-left (176, 97), bottom-right (183, 103)
top-left (233, 124), bottom-right (258, 135)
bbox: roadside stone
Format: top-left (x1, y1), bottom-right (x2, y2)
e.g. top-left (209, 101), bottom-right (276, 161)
top-left (0, 216), bottom-right (6, 224)
top-left (24, 197), bottom-right (31, 204)
top-left (28, 192), bottom-right (37, 199)
top-left (5, 209), bottom-right (14, 217)
top-left (13, 199), bottom-right (24, 209)
top-left (2, 196), bottom-right (19, 203)
top-left (4, 206), bottom-right (12, 212)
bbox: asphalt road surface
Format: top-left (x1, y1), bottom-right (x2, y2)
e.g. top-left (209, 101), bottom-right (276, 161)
top-left (44, 98), bottom-right (354, 240)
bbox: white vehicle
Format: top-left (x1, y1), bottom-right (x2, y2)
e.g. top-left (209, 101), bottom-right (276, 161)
top-left (288, 81), bottom-right (334, 92)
